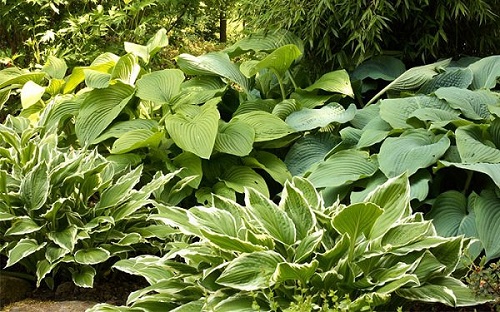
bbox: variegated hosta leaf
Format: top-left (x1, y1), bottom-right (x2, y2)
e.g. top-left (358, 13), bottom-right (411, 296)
top-left (96, 165), bottom-right (142, 209)
top-left (136, 69), bottom-right (185, 103)
top-left (47, 225), bottom-right (79, 252)
top-left (272, 260), bottom-right (318, 285)
top-left (113, 255), bottom-right (174, 285)
top-left (36, 259), bottom-right (58, 287)
top-left (285, 103), bottom-right (356, 131)
top-left (5, 216), bottom-right (44, 236)
top-left (6, 238), bottom-right (46, 267)
top-left (165, 100), bottom-right (219, 159)
top-left (378, 129), bottom-right (450, 178)
top-left (214, 119), bottom-right (255, 157)
top-left (216, 250), bottom-right (284, 291)
top-left (74, 247), bottom-right (111, 265)
top-left (20, 161), bottom-right (49, 211)
top-left (294, 230), bottom-right (323, 263)
top-left (279, 180), bottom-right (316, 239)
top-left (303, 69), bottom-right (354, 98)
top-left (455, 125), bottom-right (500, 163)
top-left (188, 207), bottom-right (239, 238)
top-left (71, 265), bottom-right (96, 288)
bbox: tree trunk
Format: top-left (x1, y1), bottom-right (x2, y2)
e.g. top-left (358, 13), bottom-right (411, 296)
top-left (219, 10), bottom-right (227, 43)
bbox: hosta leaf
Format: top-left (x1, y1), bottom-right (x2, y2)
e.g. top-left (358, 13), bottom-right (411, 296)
top-left (211, 296), bottom-right (257, 312)
top-left (113, 255), bottom-right (173, 285)
top-left (243, 151), bottom-right (292, 185)
top-left (71, 265), bottom-right (96, 288)
top-left (455, 125), bottom-right (500, 163)
top-left (290, 90), bottom-right (332, 109)
top-left (200, 230), bottom-right (266, 253)
top-left (332, 202), bottom-right (383, 245)
top-left (165, 101), bottom-right (219, 159)
top-left (351, 55), bottom-right (406, 81)
top-left (307, 149), bottom-right (379, 188)
top-left (0, 72), bottom-right (46, 89)
top-left (6, 238), bottom-right (46, 267)
top-left (366, 173), bottom-right (412, 239)
top-left (47, 225), bottom-right (79, 252)
top-left (20, 81), bottom-right (46, 109)
top-left (36, 259), bottom-right (58, 287)
top-left (64, 52), bottom-right (118, 93)
top-left (378, 129), bottom-right (450, 177)
top-left (93, 119), bottom-right (158, 143)
top-left (285, 103), bottom-right (356, 131)
top-left (272, 99), bottom-right (300, 119)
top-left (475, 195), bottom-right (500, 261)
top-left (418, 68), bottom-right (473, 94)
top-left (279, 181), bottom-right (316, 239)
top-left (216, 250), bottom-right (284, 291)
top-left (294, 230), bottom-right (323, 263)
top-left (45, 246), bottom-right (69, 263)
top-left (111, 53), bottom-right (141, 85)
top-left (75, 82), bottom-right (135, 145)
top-left (97, 165), bottom-right (142, 209)
top-left (111, 129), bottom-right (163, 154)
top-left (225, 29), bottom-right (304, 57)
top-left (153, 205), bottom-right (202, 236)
top-left (114, 233), bottom-right (143, 246)
top-left (285, 132), bottom-right (340, 176)
top-left (273, 261), bottom-right (318, 284)
top-left (136, 69), bottom-right (184, 103)
top-left (245, 44), bottom-right (302, 77)
top-left (439, 161), bottom-right (500, 189)
top-left (434, 87), bottom-right (495, 120)
top-left (175, 76), bottom-right (227, 106)
top-left (214, 119), bottom-right (255, 156)
top-left (304, 70), bottom-right (354, 98)
top-left (245, 187), bottom-right (296, 245)
top-left (188, 206), bottom-right (238, 237)
top-left (381, 222), bottom-right (433, 249)
top-left (74, 247), bottom-right (111, 265)
top-left (368, 58), bottom-right (451, 105)
top-left (84, 69), bottom-right (111, 89)
top-left (42, 56), bottom-right (67, 79)
top-left (176, 52), bottom-right (249, 92)
top-left (20, 161), bottom-right (49, 210)
top-left (5, 217), bottom-right (44, 236)
top-left (41, 96), bottom-right (81, 131)
top-left (468, 55), bottom-right (500, 90)
top-left (221, 166), bottom-right (269, 197)
top-left (233, 111), bottom-right (295, 142)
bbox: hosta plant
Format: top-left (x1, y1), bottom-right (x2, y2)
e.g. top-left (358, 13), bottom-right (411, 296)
top-left (89, 174), bottom-right (490, 311)
top-left (0, 116), bottom-right (188, 288)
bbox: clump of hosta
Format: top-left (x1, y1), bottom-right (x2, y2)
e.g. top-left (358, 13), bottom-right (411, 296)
top-left (90, 174), bottom-right (491, 312)
top-left (0, 116), bottom-right (188, 288)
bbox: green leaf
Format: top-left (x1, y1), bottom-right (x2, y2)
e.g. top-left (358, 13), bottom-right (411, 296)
top-left (475, 195), bottom-right (500, 261)
top-left (111, 53), bottom-right (141, 85)
top-left (5, 217), bottom-right (44, 236)
top-left (434, 87), bottom-right (495, 120)
top-left (244, 44), bottom-right (302, 77)
top-left (111, 129), bottom-right (163, 154)
top-left (113, 255), bottom-right (173, 285)
top-left (125, 28), bottom-right (168, 63)
top-left (285, 103), bottom-right (356, 131)
top-left (75, 82), bottom-right (135, 145)
top-left (245, 187), bottom-right (296, 245)
top-left (93, 119), bottom-right (158, 143)
top-left (74, 247), bottom-right (111, 265)
top-left (188, 207), bottom-right (238, 237)
top-left (418, 68), bottom-right (473, 94)
top-left (351, 55), bottom-right (406, 81)
top-left (243, 151), bottom-right (292, 185)
top-left (0, 72), bottom-right (46, 89)
top-left (47, 225), bottom-right (78, 252)
top-left (20, 80), bottom-right (45, 109)
top-left (221, 166), bottom-right (269, 197)
top-left (225, 29), bottom-right (304, 57)
top-left (211, 296), bottom-right (258, 312)
top-left (42, 56), bottom-right (67, 79)
top-left (36, 259), bottom-right (58, 287)
top-left (294, 231), bottom-right (323, 263)
top-left (214, 120), bottom-right (255, 156)
top-left (304, 70), bottom-right (354, 98)
top-left (279, 180), bottom-right (316, 239)
top-left (381, 222), bottom-right (433, 250)
top-left (84, 69), bottom-right (111, 89)
top-left (378, 129), bottom-right (450, 177)
top-left (6, 238), bottom-right (46, 267)
top-left (216, 250), bottom-right (284, 291)
top-left (97, 165), bottom-right (142, 209)
top-left (20, 161), bottom-right (49, 211)
top-left (455, 125), bottom-right (500, 163)
top-left (468, 55), bottom-right (500, 90)
top-left (165, 101), bottom-right (219, 159)
top-left (273, 261), bottom-right (318, 284)
top-left (307, 150), bottom-right (379, 188)
top-left (136, 69), bottom-right (184, 103)
top-left (233, 111), bottom-right (295, 142)
top-left (71, 265), bottom-right (96, 288)
top-left (332, 202), bottom-right (383, 246)
top-left (176, 52), bottom-right (249, 92)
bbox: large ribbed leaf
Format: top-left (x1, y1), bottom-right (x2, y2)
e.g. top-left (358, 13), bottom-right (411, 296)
top-left (189, 206), bottom-right (238, 237)
top-left (42, 56), bottom-right (67, 79)
top-left (216, 251), bottom-right (284, 291)
top-left (455, 125), bottom-right (500, 163)
top-left (75, 82), bottom-right (135, 145)
top-left (468, 55), bottom-right (500, 90)
top-left (136, 69), bottom-right (185, 103)
top-left (243, 44), bottom-right (302, 77)
top-left (290, 91), bottom-right (332, 109)
top-left (20, 161), bottom-right (49, 211)
top-left (367, 58), bottom-right (451, 105)
top-left (475, 195), bottom-right (500, 261)
top-left (164, 101), bottom-right (219, 159)
top-left (0, 72), bottom-right (46, 89)
top-left (176, 52), bottom-right (249, 92)
top-left (439, 161), bottom-right (500, 189)
top-left (6, 239), bottom-right (46, 267)
top-left (111, 53), bottom-right (141, 85)
top-left (285, 103), bottom-right (356, 131)
top-left (64, 52), bottom-right (118, 93)
top-left (214, 120), bottom-right (255, 156)
top-left (434, 87), bottom-right (496, 120)
top-left (111, 129), bottom-right (163, 154)
top-left (84, 69), bottom-right (111, 89)
top-left (93, 119), bottom-right (158, 143)
top-left (233, 111), bottom-right (295, 142)
top-left (351, 55), bottom-right (406, 81)
top-left (47, 225), bottom-right (79, 252)
top-left (96, 165), bottom-right (142, 209)
top-left (279, 180), bottom-right (316, 239)
top-left (304, 70), bottom-right (354, 98)
top-left (225, 29), bottom-right (304, 57)
top-left (243, 151), bottom-right (291, 185)
top-left (418, 68), bottom-right (473, 94)
top-left (378, 129), bottom-right (450, 177)
top-left (222, 166), bottom-right (269, 197)
top-left (124, 28), bottom-right (169, 63)
top-left (307, 150), bottom-right (379, 188)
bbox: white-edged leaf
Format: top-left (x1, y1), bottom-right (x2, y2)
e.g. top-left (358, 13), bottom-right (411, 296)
top-left (20, 161), bottom-right (49, 210)
top-left (279, 181), bottom-right (316, 239)
top-left (6, 238), bottom-right (46, 267)
top-left (74, 247), bottom-right (111, 265)
top-left (5, 216), bottom-right (44, 236)
top-left (71, 265), bottom-right (96, 288)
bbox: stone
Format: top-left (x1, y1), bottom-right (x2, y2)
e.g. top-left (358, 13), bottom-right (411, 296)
top-left (0, 275), bottom-right (33, 307)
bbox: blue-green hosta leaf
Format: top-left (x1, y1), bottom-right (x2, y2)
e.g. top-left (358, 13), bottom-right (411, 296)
top-left (111, 129), bottom-right (163, 154)
top-left (20, 161), bottom-right (49, 211)
top-left (285, 103), bottom-right (356, 131)
top-left (225, 29), bottom-right (304, 57)
top-left (84, 69), bottom-right (111, 89)
top-left (245, 44), bottom-right (302, 77)
top-left (245, 187), bottom-right (296, 245)
top-left (5, 216), bottom-right (44, 236)
top-left (434, 87), bottom-right (496, 120)
top-left (378, 129), bottom-right (450, 177)
top-left (332, 203), bottom-right (383, 246)
top-left (233, 111), bottom-right (295, 142)
top-left (136, 69), bottom-right (185, 103)
top-left (47, 225), bottom-right (79, 252)
top-left (439, 161), bottom-right (500, 189)
top-left (475, 195), bottom-right (500, 261)
top-left (304, 70), bottom-right (354, 98)
top-left (71, 265), bottom-right (96, 288)
top-left (216, 250), bottom-right (284, 291)
top-left (214, 119), bottom-right (255, 156)
top-left (243, 151), bottom-right (292, 185)
top-left (165, 100), bottom-right (219, 159)
top-left (20, 80), bottom-right (46, 109)
top-left (279, 181), bottom-right (316, 239)
top-left (379, 95), bottom-right (453, 129)
top-left (93, 119), bottom-right (158, 143)
top-left (366, 173), bottom-right (412, 239)
top-left (367, 58), bottom-right (451, 105)
top-left (75, 82), bottom-right (135, 145)
top-left (351, 55), bottom-right (406, 81)
top-left (111, 53), bottom-right (141, 85)
top-left (285, 132), bottom-right (340, 176)
top-left (468, 55), bottom-right (500, 90)
top-left (307, 149), bottom-right (379, 188)
top-left (290, 90), bottom-right (333, 109)
top-left (455, 125), bottom-right (500, 163)
top-left (356, 116), bottom-right (392, 149)
top-left (74, 247), bottom-right (111, 265)
top-left (6, 239), bottom-right (46, 267)
top-left (176, 52), bottom-right (249, 92)
top-left (42, 56), bottom-right (67, 79)
top-left (221, 166), bottom-right (269, 197)
top-left (273, 261), bottom-right (318, 285)
top-left (294, 230), bottom-right (323, 263)
top-left (418, 68), bottom-right (473, 94)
